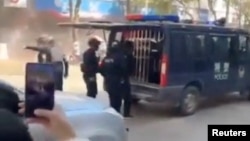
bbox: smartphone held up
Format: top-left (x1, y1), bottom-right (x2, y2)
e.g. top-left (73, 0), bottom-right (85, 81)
top-left (25, 63), bottom-right (55, 117)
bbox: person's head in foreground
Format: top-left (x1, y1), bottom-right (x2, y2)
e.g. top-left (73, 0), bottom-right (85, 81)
top-left (0, 109), bottom-right (33, 141)
top-left (0, 91), bottom-right (78, 141)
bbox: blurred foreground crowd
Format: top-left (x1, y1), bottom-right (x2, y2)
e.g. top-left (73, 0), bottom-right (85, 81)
top-left (0, 91), bottom-right (88, 141)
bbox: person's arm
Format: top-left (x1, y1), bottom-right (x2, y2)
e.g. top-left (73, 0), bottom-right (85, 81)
top-left (91, 51), bottom-right (99, 73)
top-left (68, 138), bottom-right (90, 141)
top-left (129, 55), bottom-right (136, 76)
top-left (117, 54), bottom-right (128, 77)
top-left (80, 52), bottom-right (85, 73)
top-left (25, 46), bottom-right (46, 52)
top-left (63, 57), bottom-right (69, 77)
top-left (98, 58), bottom-right (105, 76)
top-left (84, 50), bottom-right (98, 73)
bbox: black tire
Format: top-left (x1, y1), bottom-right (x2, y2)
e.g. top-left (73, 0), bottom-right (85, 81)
top-left (240, 88), bottom-right (250, 101)
top-left (132, 98), bottom-right (140, 105)
top-left (177, 86), bottom-right (200, 116)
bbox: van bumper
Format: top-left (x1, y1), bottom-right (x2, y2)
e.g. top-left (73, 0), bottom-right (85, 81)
top-left (131, 84), bottom-right (184, 104)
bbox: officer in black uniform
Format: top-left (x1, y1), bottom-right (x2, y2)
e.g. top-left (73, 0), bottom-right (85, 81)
top-left (47, 36), bottom-right (68, 91)
top-left (25, 35), bottom-right (68, 91)
top-left (99, 41), bottom-right (127, 113)
top-left (36, 35), bottom-right (52, 63)
top-left (121, 41), bottom-right (135, 117)
top-left (81, 37), bottom-right (101, 98)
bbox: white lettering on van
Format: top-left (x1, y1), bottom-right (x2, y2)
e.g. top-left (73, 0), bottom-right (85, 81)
top-left (214, 62), bottom-right (229, 80)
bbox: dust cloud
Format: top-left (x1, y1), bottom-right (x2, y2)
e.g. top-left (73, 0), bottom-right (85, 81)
top-left (0, 7), bottom-right (106, 62)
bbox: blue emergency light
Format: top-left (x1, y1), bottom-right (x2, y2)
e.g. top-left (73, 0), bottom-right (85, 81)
top-left (126, 14), bottom-right (180, 23)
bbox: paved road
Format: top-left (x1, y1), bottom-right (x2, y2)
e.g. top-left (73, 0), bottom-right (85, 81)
top-left (1, 75), bottom-right (250, 141)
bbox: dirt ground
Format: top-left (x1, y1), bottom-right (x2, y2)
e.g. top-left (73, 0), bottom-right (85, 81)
top-left (0, 60), bottom-right (104, 92)
top-left (0, 60), bottom-right (80, 76)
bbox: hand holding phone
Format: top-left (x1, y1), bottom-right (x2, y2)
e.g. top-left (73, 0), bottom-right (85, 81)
top-left (25, 63), bottom-right (55, 117)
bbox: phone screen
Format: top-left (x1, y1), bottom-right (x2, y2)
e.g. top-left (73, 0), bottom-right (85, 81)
top-left (25, 63), bottom-right (55, 117)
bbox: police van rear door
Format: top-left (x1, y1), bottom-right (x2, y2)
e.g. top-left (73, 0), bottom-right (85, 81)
top-left (112, 25), bottom-right (165, 85)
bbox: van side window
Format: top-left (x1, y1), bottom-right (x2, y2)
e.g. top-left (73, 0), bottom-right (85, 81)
top-left (248, 37), bottom-right (250, 53)
top-left (211, 35), bottom-right (232, 60)
top-left (238, 35), bottom-right (248, 61)
top-left (186, 34), bottom-right (206, 59)
top-left (115, 32), bottom-right (123, 41)
top-left (171, 32), bottom-right (186, 61)
top-left (247, 37), bottom-right (250, 60)
top-left (239, 36), bottom-right (247, 52)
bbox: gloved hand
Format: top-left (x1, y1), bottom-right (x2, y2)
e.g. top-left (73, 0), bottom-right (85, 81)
top-left (64, 73), bottom-right (68, 78)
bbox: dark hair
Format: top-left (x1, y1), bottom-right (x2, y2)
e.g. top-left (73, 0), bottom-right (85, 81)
top-left (88, 37), bottom-right (101, 47)
top-left (0, 109), bottom-right (33, 141)
top-left (0, 87), bottom-right (20, 114)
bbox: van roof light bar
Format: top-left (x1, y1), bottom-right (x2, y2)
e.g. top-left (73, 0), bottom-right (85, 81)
top-left (126, 14), bottom-right (180, 23)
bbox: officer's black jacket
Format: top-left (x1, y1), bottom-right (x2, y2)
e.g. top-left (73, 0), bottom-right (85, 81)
top-left (100, 51), bottom-right (127, 78)
top-left (82, 48), bottom-right (99, 75)
top-left (124, 53), bottom-right (136, 77)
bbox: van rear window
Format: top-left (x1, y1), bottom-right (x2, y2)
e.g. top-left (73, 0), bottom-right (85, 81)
top-left (112, 29), bottom-right (164, 84)
top-left (211, 35), bottom-right (234, 60)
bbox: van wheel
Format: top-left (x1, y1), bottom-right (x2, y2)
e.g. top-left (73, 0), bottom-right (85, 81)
top-left (240, 88), bottom-right (250, 101)
top-left (132, 98), bottom-right (140, 104)
top-left (177, 86), bottom-right (199, 116)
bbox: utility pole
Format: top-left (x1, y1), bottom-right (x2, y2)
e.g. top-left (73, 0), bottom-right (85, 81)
top-left (69, 0), bottom-right (81, 61)
top-left (69, 0), bottom-right (74, 41)
top-left (145, 0), bottom-right (149, 14)
top-left (125, 0), bottom-right (130, 14)
top-left (238, 0), bottom-right (242, 27)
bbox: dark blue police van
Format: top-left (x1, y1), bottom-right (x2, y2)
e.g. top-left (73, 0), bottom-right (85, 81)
top-left (59, 15), bottom-right (250, 116)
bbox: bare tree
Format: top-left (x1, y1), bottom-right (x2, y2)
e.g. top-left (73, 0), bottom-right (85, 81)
top-left (238, 1), bottom-right (242, 27)
top-left (176, 0), bottom-right (194, 20)
top-left (74, 0), bottom-right (82, 23)
top-left (125, 0), bottom-right (131, 14)
top-left (230, 0), bottom-right (245, 27)
top-left (225, 0), bottom-right (230, 24)
top-left (69, 0), bottom-right (73, 21)
top-left (197, 0), bottom-right (201, 11)
top-left (207, 0), bottom-right (217, 20)
top-left (68, 0), bottom-right (82, 42)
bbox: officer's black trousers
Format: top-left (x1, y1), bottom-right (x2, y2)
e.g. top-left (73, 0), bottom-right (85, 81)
top-left (54, 62), bottom-right (64, 91)
top-left (106, 77), bottom-right (122, 113)
top-left (122, 78), bottom-right (132, 116)
top-left (83, 74), bottom-right (97, 98)
top-left (55, 71), bottom-right (63, 91)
